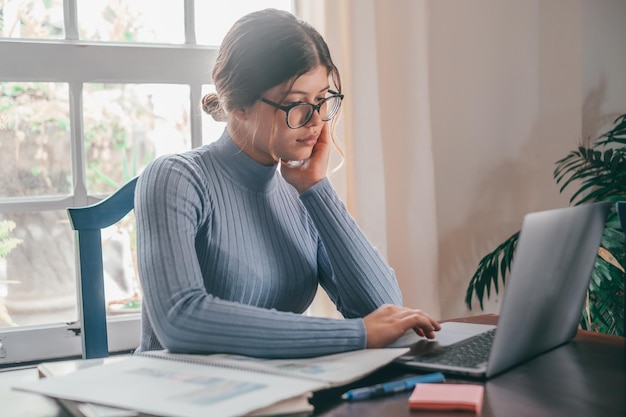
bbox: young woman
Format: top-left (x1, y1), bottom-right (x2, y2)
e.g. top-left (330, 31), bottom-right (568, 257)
top-left (135, 8), bottom-right (440, 358)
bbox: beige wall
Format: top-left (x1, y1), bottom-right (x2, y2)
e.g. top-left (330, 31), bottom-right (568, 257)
top-left (428, 0), bottom-right (626, 319)
top-left (299, 0), bottom-right (626, 320)
top-left (582, 0), bottom-right (626, 136)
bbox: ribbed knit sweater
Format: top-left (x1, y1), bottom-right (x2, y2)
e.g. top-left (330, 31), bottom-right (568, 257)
top-left (134, 130), bottom-right (402, 358)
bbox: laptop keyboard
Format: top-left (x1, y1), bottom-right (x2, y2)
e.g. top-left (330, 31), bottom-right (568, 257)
top-left (417, 328), bottom-right (497, 368)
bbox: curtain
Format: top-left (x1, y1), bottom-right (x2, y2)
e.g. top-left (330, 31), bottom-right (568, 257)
top-left (296, 0), bottom-right (441, 318)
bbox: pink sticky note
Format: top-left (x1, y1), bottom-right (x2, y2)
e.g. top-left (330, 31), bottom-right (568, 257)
top-left (408, 383), bottom-right (484, 414)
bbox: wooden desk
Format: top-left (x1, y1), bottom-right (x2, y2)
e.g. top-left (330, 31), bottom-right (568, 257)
top-left (1, 315), bottom-right (624, 417)
top-left (314, 314), bottom-right (626, 417)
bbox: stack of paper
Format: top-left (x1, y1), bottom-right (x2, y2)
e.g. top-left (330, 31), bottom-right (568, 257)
top-left (14, 348), bottom-right (409, 417)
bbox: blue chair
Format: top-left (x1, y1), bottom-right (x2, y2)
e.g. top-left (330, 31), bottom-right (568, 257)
top-left (67, 177), bottom-right (138, 359)
top-left (617, 201), bottom-right (626, 336)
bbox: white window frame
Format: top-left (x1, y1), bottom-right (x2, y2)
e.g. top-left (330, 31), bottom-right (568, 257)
top-left (0, 0), bottom-right (219, 366)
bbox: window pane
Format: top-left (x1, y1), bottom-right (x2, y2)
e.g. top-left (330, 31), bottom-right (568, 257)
top-left (83, 83), bottom-right (191, 195)
top-left (0, 82), bottom-right (72, 198)
top-left (0, 210), bottom-right (140, 328)
top-left (77, 0), bottom-right (184, 43)
top-left (0, 0), bottom-right (64, 39)
top-left (0, 211), bottom-right (76, 327)
top-left (195, 0), bottom-right (293, 46)
top-left (102, 211), bottom-right (141, 316)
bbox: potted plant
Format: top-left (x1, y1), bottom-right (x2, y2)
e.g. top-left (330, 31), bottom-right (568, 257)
top-left (465, 114), bottom-right (626, 336)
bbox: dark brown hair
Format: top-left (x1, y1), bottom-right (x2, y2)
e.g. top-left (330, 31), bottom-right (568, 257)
top-left (202, 8), bottom-right (341, 122)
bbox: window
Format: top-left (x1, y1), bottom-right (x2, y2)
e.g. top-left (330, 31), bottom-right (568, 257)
top-left (0, 0), bottom-right (293, 366)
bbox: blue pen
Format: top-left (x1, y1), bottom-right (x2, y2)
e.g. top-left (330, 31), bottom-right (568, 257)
top-left (341, 372), bottom-right (446, 401)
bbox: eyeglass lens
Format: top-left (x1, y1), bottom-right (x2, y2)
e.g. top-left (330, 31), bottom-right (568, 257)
top-left (287, 96), bottom-right (342, 128)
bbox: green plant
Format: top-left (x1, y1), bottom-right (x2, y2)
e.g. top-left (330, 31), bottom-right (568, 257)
top-left (465, 114), bottom-right (626, 336)
top-left (0, 220), bottom-right (21, 259)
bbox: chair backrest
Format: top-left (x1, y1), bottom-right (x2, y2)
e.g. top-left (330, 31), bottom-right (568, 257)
top-left (617, 201), bottom-right (626, 337)
top-left (67, 177), bottom-right (138, 359)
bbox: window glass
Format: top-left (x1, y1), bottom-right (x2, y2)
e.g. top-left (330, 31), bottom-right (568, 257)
top-left (102, 212), bottom-right (140, 316)
top-left (83, 83), bottom-right (191, 194)
top-left (77, 0), bottom-right (184, 43)
top-left (0, 0), bottom-right (64, 39)
top-left (0, 82), bottom-right (71, 198)
top-left (0, 210), bottom-right (76, 327)
top-left (0, 210), bottom-right (141, 329)
top-left (0, 0), bottom-right (296, 362)
top-left (195, 0), bottom-right (293, 46)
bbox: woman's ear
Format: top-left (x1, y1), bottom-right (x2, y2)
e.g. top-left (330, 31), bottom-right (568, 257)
top-left (231, 107), bottom-right (248, 122)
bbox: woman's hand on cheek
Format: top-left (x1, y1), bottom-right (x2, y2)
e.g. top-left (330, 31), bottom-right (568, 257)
top-left (281, 125), bottom-right (331, 194)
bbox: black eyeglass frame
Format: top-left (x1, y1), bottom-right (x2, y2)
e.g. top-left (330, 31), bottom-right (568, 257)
top-left (259, 90), bottom-right (345, 129)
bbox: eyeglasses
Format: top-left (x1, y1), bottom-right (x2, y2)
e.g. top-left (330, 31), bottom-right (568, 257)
top-left (259, 90), bottom-right (344, 129)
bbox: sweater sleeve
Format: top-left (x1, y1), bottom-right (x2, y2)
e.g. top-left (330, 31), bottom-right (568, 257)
top-left (135, 156), bottom-right (367, 358)
top-left (299, 178), bottom-right (403, 318)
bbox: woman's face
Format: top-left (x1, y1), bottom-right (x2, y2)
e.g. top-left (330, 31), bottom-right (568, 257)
top-left (235, 65), bottom-right (331, 166)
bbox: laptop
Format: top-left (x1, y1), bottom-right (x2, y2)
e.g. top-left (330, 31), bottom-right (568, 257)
top-left (393, 201), bottom-right (610, 379)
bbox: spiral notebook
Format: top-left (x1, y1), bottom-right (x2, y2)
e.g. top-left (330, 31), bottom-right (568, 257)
top-left (15, 347), bottom-right (409, 417)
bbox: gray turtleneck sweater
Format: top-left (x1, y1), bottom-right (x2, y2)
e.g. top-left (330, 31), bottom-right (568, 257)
top-left (134, 130), bottom-right (402, 358)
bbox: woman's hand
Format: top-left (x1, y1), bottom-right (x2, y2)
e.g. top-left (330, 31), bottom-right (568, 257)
top-left (280, 124), bottom-right (331, 193)
top-left (363, 304), bottom-right (441, 348)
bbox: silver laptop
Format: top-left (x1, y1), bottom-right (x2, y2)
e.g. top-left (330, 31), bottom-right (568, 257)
top-left (393, 201), bottom-right (610, 378)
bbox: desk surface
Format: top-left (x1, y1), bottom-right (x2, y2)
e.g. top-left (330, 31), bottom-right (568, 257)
top-left (314, 315), bottom-right (626, 417)
top-left (1, 314), bottom-right (624, 417)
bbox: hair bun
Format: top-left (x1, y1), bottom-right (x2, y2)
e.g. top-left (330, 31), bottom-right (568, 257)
top-left (201, 93), bottom-right (227, 122)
